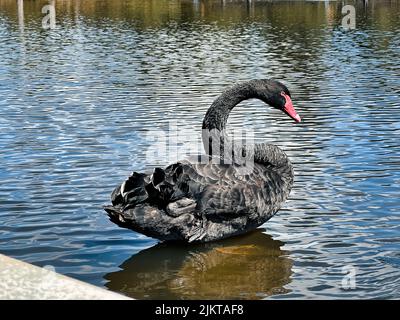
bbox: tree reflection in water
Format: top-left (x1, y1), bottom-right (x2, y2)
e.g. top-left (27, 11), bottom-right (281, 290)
top-left (104, 229), bottom-right (292, 299)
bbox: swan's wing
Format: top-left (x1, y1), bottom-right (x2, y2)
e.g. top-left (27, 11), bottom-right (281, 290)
top-left (190, 161), bottom-right (287, 220)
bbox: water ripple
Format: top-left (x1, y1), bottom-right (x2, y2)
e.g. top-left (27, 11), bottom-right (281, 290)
top-left (0, 0), bottom-right (399, 299)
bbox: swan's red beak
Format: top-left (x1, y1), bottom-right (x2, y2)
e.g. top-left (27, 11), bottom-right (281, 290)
top-left (281, 93), bottom-right (301, 123)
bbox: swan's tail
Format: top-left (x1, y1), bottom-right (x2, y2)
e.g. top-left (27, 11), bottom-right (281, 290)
top-left (104, 202), bottom-right (195, 241)
top-left (103, 164), bottom-right (205, 242)
top-left (106, 164), bottom-right (186, 211)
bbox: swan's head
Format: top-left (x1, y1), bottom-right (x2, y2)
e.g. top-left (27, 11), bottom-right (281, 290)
top-left (255, 79), bottom-right (301, 123)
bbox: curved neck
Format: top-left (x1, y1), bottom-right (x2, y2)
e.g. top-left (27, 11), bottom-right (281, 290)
top-left (201, 81), bottom-right (289, 165)
top-left (202, 81), bottom-right (260, 131)
top-left (202, 81), bottom-right (273, 161)
top-left (200, 81), bottom-right (294, 194)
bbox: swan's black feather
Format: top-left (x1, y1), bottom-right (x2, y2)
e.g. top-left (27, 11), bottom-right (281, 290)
top-left (104, 144), bottom-right (293, 243)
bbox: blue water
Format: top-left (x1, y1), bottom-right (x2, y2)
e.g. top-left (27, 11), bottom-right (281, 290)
top-left (0, 0), bottom-right (399, 299)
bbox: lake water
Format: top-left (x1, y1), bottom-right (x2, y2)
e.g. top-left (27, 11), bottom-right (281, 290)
top-left (0, 0), bottom-right (399, 299)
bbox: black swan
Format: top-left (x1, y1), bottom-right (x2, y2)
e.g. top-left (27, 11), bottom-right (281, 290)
top-left (104, 79), bottom-right (301, 243)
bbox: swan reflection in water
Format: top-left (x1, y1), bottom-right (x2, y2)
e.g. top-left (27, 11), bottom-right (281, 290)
top-left (104, 230), bottom-right (292, 299)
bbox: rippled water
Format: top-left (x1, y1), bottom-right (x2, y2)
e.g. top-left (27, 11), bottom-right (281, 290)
top-left (0, 0), bottom-right (399, 299)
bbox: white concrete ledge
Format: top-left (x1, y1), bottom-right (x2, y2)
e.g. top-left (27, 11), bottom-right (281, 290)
top-left (0, 254), bottom-right (131, 300)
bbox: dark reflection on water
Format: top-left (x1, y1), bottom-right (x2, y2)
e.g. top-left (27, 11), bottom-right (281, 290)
top-left (105, 230), bottom-right (292, 300)
top-left (0, 0), bottom-right (400, 299)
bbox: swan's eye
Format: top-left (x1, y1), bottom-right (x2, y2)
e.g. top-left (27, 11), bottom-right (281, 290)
top-left (279, 92), bottom-right (288, 108)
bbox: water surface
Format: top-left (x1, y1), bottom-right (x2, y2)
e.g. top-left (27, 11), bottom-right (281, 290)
top-left (0, 0), bottom-right (399, 299)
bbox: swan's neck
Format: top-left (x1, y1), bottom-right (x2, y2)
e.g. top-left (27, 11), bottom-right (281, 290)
top-left (201, 81), bottom-right (294, 197)
top-left (202, 82), bottom-right (293, 168)
top-left (202, 82), bottom-right (258, 131)
top-left (202, 81), bottom-right (275, 162)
